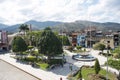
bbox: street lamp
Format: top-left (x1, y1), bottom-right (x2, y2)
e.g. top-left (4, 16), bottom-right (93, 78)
top-left (68, 63), bottom-right (73, 80)
top-left (106, 41), bottom-right (110, 80)
top-left (69, 63), bottom-right (73, 75)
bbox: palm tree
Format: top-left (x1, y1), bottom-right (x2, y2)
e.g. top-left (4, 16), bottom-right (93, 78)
top-left (19, 24), bottom-right (29, 35)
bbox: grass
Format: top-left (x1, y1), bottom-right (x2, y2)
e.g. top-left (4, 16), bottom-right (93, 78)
top-left (36, 63), bottom-right (49, 70)
top-left (75, 67), bottom-right (117, 80)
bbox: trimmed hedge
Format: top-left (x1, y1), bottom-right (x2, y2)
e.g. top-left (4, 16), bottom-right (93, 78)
top-left (48, 59), bottom-right (63, 65)
top-left (24, 56), bottom-right (37, 62)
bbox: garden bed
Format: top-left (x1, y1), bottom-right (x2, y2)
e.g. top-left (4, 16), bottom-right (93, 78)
top-left (71, 66), bottom-right (117, 80)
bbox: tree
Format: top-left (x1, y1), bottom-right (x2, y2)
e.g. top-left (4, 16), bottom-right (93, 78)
top-left (94, 59), bottom-right (101, 74)
top-left (19, 24), bottom-right (29, 35)
top-left (77, 69), bottom-right (82, 80)
top-left (12, 36), bottom-right (27, 53)
top-left (38, 27), bottom-right (63, 60)
top-left (93, 43), bottom-right (105, 52)
top-left (58, 36), bottom-right (71, 46)
top-left (27, 31), bottom-right (42, 46)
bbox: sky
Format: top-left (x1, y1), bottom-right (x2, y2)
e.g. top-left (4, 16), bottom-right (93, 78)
top-left (0, 0), bottom-right (120, 25)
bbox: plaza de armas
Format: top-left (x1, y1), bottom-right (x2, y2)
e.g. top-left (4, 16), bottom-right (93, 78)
top-left (1, 24), bottom-right (120, 80)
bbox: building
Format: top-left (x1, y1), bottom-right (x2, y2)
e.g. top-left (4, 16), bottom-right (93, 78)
top-left (100, 37), bottom-right (114, 49)
top-left (85, 27), bottom-right (97, 47)
top-left (85, 27), bottom-right (96, 37)
top-left (113, 33), bottom-right (119, 47)
top-left (67, 27), bottom-right (119, 49)
top-left (85, 29), bottom-right (114, 48)
top-left (71, 32), bottom-right (78, 46)
top-left (77, 33), bottom-right (86, 47)
top-left (0, 30), bottom-right (8, 50)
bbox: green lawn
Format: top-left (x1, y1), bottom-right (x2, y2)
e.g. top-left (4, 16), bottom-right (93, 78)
top-left (75, 67), bottom-right (117, 80)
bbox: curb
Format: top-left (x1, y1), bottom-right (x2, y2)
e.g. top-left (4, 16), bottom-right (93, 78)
top-left (0, 59), bottom-right (41, 80)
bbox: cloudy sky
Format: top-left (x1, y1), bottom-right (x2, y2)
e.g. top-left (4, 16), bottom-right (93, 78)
top-left (0, 0), bottom-right (120, 25)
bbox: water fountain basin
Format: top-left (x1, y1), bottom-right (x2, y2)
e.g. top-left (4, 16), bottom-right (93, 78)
top-left (72, 53), bottom-right (96, 61)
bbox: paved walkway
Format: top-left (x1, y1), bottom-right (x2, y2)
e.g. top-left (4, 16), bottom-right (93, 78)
top-left (0, 52), bottom-right (80, 80)
top-left (64, 49), bottom-right (119, 75)
top-left (0, 53), bottom-right (67, 80)
top-left (89, 49), bottom-right (119, 75)
top-left (0, 49), bottom-right (119, 80)
top-left (0, 60), bottom-right (38, 80)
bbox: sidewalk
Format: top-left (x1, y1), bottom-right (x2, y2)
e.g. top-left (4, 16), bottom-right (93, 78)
top-left (89, 50), bottom-right (119, 75)
top-left (0, 53), bottom-right (67, 80)
top-left (102, 66), bottom-right (119, 75)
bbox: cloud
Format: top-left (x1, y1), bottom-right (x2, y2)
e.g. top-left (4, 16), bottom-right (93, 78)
top-left (0, 0), bottom-right (120, 25)
top-left (87, 0), bottom-right (120, 22)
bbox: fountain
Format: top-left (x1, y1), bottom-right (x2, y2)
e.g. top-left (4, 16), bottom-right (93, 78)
top-left (72, 52), bottom-right (96, 61)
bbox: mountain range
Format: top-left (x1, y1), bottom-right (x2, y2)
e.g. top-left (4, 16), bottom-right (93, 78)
top-left (0, 20), bottom-right (120, 32)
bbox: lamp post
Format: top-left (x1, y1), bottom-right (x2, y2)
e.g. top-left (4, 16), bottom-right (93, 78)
top-left (69, 63), bottom-right (73, 80)
top-left (69, 63), bottom-right (73, 75)
top-left (106, 41), bottom-right (110, 80)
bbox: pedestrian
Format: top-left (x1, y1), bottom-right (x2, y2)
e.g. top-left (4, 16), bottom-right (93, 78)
top-left (60, 77), bottom-right (62, 80)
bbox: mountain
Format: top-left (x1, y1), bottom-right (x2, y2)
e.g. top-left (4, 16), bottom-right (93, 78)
top-left (0, 24), bottom-right (9, 29)
top-left (53, 20), bottom-right (120, 32)
top-left (1, 20), bottom-right (120, 32)
top-left (2, 20), bottom-right (63, 32)
top-left (2, 24), bottom-right (21, 32)
top-left (25, 20), bottom-right (62, 29)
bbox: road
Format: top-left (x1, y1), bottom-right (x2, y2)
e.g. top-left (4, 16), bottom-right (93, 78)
top-left (0, 60), bottom-right (39, 80)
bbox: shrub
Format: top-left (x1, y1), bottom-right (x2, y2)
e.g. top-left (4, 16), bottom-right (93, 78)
top-left (36, 63), bottom-right (49, 70)
top-left (22, 51), bottom-right (29, 55)
top-left (113, 53), bottom-right (120, 59)
top-left (31, 50), bottom-right (39, 56)
top-left (48, 59), bottom-right (63, 65)
top-left (76, 46), bottom-right (82, 50)
top-left (93, 43), bottom-right (105, 51)
top-left (112, 46), bottom-right (120, 53)
top-left (94, 59), bottom-right (101, 74)
top-left (77, 69), bottom-right (82, 80)
top-left (25, 56), bottom-right (37, 62)
top-left (107, 59), bottom-right (120, 70)
top-left (28, 46), bottom-right (34, 50)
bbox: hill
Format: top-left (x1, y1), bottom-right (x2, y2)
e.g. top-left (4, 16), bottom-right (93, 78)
top-left (1, 20), bottom-right (120, 32)
top-left (0, 24), bottom-right (9, 29)
top-left (2, 20), bottom-right (62, 32)
top-left (53, 20), bottom-right (120, 32)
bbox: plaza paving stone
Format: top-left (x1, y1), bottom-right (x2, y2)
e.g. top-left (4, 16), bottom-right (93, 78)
top-left (0, 60), bottom-right (38, 80)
